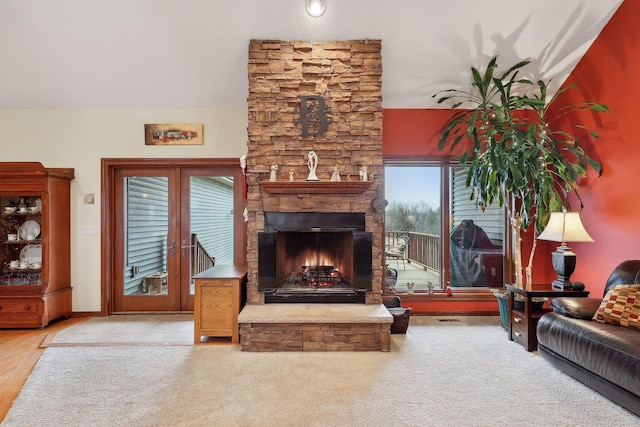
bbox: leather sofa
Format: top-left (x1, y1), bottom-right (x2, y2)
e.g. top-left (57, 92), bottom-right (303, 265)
top-left (537, 260), bottom-right (640, 416)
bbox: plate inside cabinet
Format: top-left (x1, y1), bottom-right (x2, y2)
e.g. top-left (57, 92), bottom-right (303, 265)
top-left (20, 244), bottom-right (42, 264)
top-left (19, 220), bottom-right (41, 240)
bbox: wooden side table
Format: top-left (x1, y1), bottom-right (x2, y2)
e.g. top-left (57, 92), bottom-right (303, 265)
top-left (193, 264), bottom-right (247, 344)
top-left (505, 284), bottom-right (589, 351)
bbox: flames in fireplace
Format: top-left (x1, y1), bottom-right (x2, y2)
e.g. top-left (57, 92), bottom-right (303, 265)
top-left (281, 247), bottom-right (349, 290)
top-left (278, 231), bottom-right (352, 289)
top-left (302, 253), bottom-right (334, 269)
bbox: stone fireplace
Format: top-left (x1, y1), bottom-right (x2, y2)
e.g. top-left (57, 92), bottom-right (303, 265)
top-left (245, 39), bottom-right (384, 302)
top-left (240, 39), bottom-right (389, 351)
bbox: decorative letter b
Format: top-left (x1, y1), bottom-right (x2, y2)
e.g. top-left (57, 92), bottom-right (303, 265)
top-left (299, 95), bottom-right (329, 136)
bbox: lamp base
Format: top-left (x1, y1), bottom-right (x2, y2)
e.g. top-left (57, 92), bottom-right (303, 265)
top-left (551, 246), bottom-right (577, 291)
top-left (552, 279), bottom-right (573, 291)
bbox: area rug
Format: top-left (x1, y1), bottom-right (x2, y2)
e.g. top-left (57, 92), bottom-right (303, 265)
top-left (45, 314), bottom-right (194, 346)
top-left (4, 317), bottom-right (638, 426)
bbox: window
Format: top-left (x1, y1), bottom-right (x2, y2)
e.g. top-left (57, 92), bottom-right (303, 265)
top-left (385, 161), bottom-right (506, 293)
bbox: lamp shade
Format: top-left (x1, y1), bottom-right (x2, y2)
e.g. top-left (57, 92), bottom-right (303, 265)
top-left (538, 211), bottom-right (594, 245)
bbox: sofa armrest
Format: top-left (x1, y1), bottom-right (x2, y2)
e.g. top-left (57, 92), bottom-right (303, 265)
top-left (549, 297), bottom-right (602, 320)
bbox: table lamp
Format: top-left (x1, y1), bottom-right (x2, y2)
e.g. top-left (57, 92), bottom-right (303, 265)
top-left (537, 210), bottom-right (594, 290)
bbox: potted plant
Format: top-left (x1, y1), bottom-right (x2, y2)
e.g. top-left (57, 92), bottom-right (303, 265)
top-left (434, 56), bottom-right (608, 289)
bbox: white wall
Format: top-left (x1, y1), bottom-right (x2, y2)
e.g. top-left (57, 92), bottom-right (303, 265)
top-left (0, 108), bottom-right (248, 312)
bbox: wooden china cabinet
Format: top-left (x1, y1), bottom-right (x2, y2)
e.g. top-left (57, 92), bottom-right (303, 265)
top-left (0, 162), bottom-right (74, 328)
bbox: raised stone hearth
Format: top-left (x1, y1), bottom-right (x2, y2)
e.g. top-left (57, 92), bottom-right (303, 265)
top-left (238, 304), bottom-right (392, 352)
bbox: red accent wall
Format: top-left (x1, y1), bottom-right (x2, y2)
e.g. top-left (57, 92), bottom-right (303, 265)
top-left (552, 0), bottom-right (640, 297)
top-left (382, 0), bottom-right (639, 301)
top-left (382, 109), bottom-right (454, 157)
top-left (403, 300), bottom-right (498, 314)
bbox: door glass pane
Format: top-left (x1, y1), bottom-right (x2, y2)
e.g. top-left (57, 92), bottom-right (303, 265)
top-left (449, 167), bottom-right (504, 288)
top-left (123, 176), bottom-right (169, 296)
top-left (188, 176), bottom-right (234, 295)
top-left (385, 166), bottom-right (441, 292)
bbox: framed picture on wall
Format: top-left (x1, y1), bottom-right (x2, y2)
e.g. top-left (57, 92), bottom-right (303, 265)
top-left (144, 123), bottom-right (203, 145)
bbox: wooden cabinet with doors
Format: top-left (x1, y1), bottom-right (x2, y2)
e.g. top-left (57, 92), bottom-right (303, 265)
top-left (0, 162), bottom-right (74, 328)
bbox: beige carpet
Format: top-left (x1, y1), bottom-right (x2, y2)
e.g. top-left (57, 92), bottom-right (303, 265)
top-left (4, 316), bottom-right (639, 426)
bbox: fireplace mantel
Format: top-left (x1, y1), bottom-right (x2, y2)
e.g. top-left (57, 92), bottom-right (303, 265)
top-left (259, 180), bottom-right (371, 194)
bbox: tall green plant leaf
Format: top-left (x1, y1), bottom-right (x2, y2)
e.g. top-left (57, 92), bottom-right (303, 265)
top-left (435, 56), bottom-right (608, 234)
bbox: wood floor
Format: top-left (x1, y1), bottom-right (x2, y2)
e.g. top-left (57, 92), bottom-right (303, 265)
top-left (0, 317), bottom-right (86, 423)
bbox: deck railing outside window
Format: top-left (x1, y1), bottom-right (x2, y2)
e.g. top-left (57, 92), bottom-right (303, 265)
top-left (386, 231), bottom-right (440, 272)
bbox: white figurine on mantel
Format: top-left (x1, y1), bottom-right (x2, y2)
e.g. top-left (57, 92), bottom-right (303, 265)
top-left (289, 171), bottom-right (294, 182)
top-left (269, 163), bottom-right (278, 182)
top-left (330, 165), bottom-right (341, 182)
top-left (307, 151), bottom-right (319, 181)
top-left (359, 165), bottom-right (368, 181)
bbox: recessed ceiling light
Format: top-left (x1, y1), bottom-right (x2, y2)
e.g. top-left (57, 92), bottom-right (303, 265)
top-left (305, 0), bottom-right (327, 18)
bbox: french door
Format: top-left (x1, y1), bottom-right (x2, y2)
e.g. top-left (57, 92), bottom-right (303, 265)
top-left (104, 159), bottom-right (245, 314)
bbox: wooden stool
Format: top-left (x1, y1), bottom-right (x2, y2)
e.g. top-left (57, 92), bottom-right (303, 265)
top-left (143, 272), bottom-right (168, 293)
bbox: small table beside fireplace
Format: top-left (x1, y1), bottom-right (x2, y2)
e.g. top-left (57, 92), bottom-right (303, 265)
top-left (193, 264), bottom-right (247, 344)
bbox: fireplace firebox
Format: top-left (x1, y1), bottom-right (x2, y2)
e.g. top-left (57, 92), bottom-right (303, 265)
top-left (258, 212), bottom-right (372, 303)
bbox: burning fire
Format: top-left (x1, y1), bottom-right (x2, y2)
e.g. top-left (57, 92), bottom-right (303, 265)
top-left (303, 254), bottom-right (333, 267)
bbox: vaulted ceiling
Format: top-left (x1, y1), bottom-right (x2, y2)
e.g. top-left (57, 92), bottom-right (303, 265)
top-left (0, 0), bottom-right (622, 109)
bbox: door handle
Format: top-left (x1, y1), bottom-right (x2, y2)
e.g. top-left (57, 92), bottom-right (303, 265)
top-left (180, 240), bottom-right (193, 258)
top-left (169, 241), bottom-right (175, 256)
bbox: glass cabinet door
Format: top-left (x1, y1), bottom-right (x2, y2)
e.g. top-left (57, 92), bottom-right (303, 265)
top-left (1, 195), bottom-right (43, 286)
